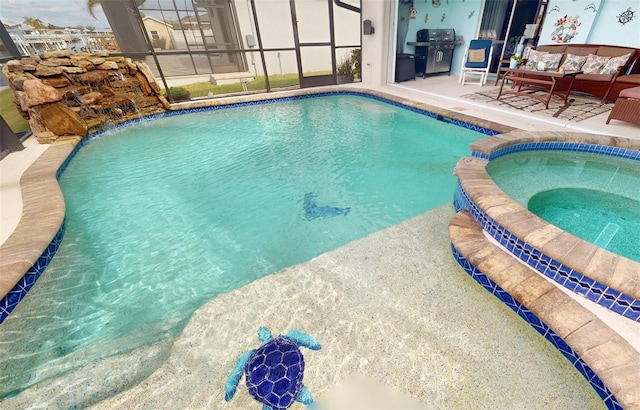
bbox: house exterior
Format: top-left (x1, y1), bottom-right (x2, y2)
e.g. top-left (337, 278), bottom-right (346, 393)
top-left (142, 16), bottom-right (175, 50)
top-left (361, 0), bottom-right (638, 86)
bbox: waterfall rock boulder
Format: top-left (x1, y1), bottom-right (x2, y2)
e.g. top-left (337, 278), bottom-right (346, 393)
top-left (3, 51), bottom-right (169, 143)
top-left (35, 102), bottom-right (88, 137)
top-left (41, 77), bottom-right (72, 88)
top-left (135, 62), bottom-right (161, 94)
top-left (35, 66), bottom-right (64, 76)
top-left (78, 70), bottom-right (110, 84)
top-left (96, 61), bottom-right (119, 70)
top-left (18, 80), bottom-right (63, 111)
top-left (40, 58), bottom-right (72, 67)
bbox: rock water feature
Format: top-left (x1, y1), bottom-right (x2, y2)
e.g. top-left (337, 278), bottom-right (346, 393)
top-left (2, 50), bottom-right (171, 143)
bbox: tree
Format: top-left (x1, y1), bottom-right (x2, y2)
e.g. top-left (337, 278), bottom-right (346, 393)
top-left (87, 0), bottom-right (101, 19)
top-left (22, 17), bottom-right (45, 30)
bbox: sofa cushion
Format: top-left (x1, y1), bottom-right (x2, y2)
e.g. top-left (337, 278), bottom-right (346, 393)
top-left (597, 46), bottom-right (636, 57)
top-left (615, 74), bottom-right (640, 86)
top-left (524, 50), bottom-right (547, 70)
top-left (582, 54), bottom-right (611, 74)
top-left (575, 73), bottom-right (614, 82)
top-left (619, 86), bottom-right (640, 100)
top-left (561, 53), bottom-right (588, 71)
top-left (602, 53), bottom-right (632, 74)
top-left (536, 45), bottom-right (567, 54)
top-left (565, 45), bottom-right (599, 56)
top-left (542, 52), bottom-right (563, 69)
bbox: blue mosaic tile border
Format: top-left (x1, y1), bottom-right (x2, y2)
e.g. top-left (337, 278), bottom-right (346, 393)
top-left (454, 182), bottom-right (640, 322)
top-left (166, 91), bottom-right (502, 136)
top-left (0, 221), bottom-right (66, 325)
top-left (472, 141), bottom-right (640, 162)
top-left (2, 90), bottom-right (499, 324)
top-left (451, 244), bottom-right (622, 410)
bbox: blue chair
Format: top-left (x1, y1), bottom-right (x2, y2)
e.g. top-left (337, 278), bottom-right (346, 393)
top-left (458, 39), bottom-right (493, 86)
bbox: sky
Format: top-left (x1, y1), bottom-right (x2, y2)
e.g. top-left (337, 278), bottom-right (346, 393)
top-left (1, 0), bottom-right (110, 29)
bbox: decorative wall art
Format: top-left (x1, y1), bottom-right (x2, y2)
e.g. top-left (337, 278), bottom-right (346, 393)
top-left (584, 2), bottom-right (598, 12)
top-left (410, 7), bottom-right (417, 19)
top-left (432, 0), bottom-right (441, 8)
top-left (468, 10), bottom-right (474, 19)
top-left (539, 0), bottom-right (602, 45)
top-left (617, 7), bottom-right (636, 25)
top-left (441, 13), bottom-right (446, 22)
top-left (424, 13), bottom-right (429, 23)
top-left (550, 14), bottom-right (581, 43)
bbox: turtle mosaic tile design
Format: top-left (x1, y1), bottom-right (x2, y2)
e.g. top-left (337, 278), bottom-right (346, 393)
top-left (303, 193), bottom-right (350, 220)
top-left (225, 327), bottom-right (321, 410)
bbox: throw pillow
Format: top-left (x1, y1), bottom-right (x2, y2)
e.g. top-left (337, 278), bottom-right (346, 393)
top-left (582, 54), bottom-right (611, 74)
top-left (542, 52), bottom-right (563, 69)
top-left (601, 53), bottom-right (631, 75)
top-left (468, 48), bottom-right (485, 63)
top-left (560, 53), bottom-right (588, 71)
top-left (524, 50), bottom-right (547, 70)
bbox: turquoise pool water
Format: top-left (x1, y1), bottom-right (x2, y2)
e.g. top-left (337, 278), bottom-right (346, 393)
top-left (0, 95), bottom-right (484, 399)
top-left (528, 188), bottom-right (640, 262)
top-left (487, 150), bottom-right (640, 262)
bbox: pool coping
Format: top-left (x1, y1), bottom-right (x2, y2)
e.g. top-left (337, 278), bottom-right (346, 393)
top-left (449, 211), bottom-right (640, 409)
top-left (456, 131), bottom-right (640, 317)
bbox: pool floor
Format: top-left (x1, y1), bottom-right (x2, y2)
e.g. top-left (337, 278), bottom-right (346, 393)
top-left (1, 206), bottom-right (605, 409)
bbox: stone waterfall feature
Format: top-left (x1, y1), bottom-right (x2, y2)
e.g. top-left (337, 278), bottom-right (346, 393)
top-left (2, 50), bottom-right (171, 143)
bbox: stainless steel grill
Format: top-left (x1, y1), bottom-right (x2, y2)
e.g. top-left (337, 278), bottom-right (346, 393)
top-left (413, 28), bottom-right (456, 77)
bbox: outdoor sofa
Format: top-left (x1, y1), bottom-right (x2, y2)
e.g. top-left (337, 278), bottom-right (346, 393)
top-left (524, 44), bottom-right (640, 103)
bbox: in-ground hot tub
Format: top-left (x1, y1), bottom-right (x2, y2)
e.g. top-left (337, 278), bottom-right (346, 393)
top-left (454, 132), bottom-right (640, 322)
top-left (485, 149), bottom-right (640, 263)
top-left (450, 130), bottom-right (640, 410)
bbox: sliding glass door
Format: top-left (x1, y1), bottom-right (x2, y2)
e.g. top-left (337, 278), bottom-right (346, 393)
top-left (478, 0), bottom-right (547, 72)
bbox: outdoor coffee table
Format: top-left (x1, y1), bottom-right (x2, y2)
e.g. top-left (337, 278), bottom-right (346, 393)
top-left (497, 67), bottom-right (582, 109)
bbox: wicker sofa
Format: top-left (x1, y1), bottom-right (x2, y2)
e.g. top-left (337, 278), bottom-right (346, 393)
top-left (532, 44), bottom-right (640, 103)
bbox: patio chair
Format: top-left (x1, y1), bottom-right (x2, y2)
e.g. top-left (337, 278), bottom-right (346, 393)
top-left (606, 86), bottom-right (640, 125)
top-left (459, 39), bottom-right (493, 86)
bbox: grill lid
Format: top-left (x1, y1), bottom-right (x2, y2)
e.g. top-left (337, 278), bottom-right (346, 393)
top-left (416, 28), bottom-right (456, 42)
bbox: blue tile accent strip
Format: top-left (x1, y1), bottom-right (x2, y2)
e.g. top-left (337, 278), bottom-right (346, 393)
top-left (454, 182), bottom-right (640, 322)
top-left (0, 221), bottom-right (66, 324)
top-left (1, 90), bottom-right (500, 324)
top-left (472, 141), bottom-right (640, 163)
top-left (450, 244), bottom-right (622, 410)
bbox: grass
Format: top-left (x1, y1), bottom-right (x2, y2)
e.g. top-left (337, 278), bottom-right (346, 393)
top-left (0, 89), bottom-right (30, 133)
top-left (178, 73), bottom-right (303, 98)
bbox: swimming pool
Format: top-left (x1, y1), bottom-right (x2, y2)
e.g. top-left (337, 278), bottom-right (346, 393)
top-left (0, 94), bottom-right (486, 400)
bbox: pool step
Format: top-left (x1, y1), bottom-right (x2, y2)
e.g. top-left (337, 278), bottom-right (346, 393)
top-left (594, 222), bottom-right (620, 249)
top-left (448, 210), bottom-right (640, 409)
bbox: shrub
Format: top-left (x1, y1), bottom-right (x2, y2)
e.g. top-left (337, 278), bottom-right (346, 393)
top-left (151, 37), bottom-right (166, 50)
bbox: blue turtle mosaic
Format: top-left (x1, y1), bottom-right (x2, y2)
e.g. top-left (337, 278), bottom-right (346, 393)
top-left (225, 327), bottom-right (322, 410)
